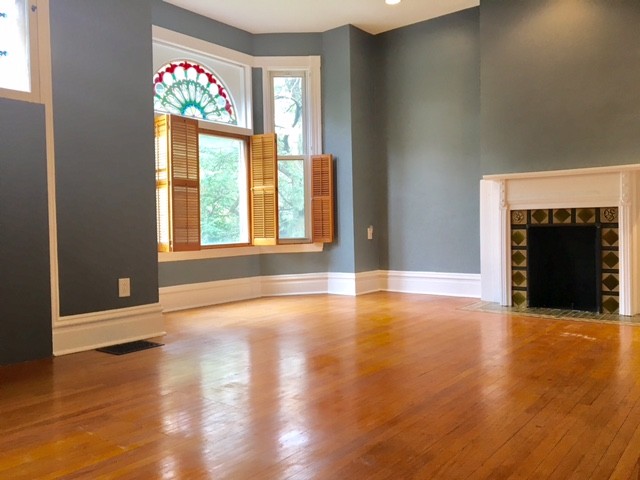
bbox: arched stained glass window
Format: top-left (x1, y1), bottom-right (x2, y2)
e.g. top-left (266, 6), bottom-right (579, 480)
top-left (153, 60), bottom-right (237, 125)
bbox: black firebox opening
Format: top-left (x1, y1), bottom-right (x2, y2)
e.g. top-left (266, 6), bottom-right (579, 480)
top-left (527, 225), bottom-right (600, 312)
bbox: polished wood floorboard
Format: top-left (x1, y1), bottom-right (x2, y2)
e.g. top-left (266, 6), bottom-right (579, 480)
top-left (3, 292), bottom-right (640, 479)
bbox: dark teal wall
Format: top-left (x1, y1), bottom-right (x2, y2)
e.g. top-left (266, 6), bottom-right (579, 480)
top-left (381, 8), bottom-right (481, 274)
top-left (321, 26), bottom-right (357, 274)
top-left (350, 27), bottom-right (385, 273)
top-left (481, 0), bottom-right (640, 175)
top-left (151, 0), bottom-right (252, 54)
top-left (51, 0), bottom-right (159, 315)
top-left (0, 99), bottom-right (52, 364)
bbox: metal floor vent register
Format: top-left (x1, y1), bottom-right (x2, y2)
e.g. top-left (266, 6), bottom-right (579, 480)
top-left (96, 340), bottom-right (163, 355)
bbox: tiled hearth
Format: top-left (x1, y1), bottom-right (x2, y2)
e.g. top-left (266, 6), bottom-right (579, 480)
top-left (480, 164), bottom-right (640, 316)
top-left (510, 207), bottom-right (620, 314)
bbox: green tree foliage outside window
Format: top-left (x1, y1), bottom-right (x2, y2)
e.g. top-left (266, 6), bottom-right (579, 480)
top-left (199, 134), bottom-right (248, 245)
top-left (273, 74), bottom-right (307, 239)
top-left (278, 160), bottom-right (305, 239)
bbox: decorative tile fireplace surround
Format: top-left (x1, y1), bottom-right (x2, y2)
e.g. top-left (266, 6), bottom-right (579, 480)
top-left (480, 165), bottom-right (640, 316)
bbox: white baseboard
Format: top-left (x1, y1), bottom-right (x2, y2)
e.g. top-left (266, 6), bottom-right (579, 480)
top-left (159, 276), bottom-right (262, 312)
top-left (386, 270), bottom-right (481, 298)
top-left (159, 270), bottom-right (479, 312)
top-left (53, 303), bottom-right (165, 356)
top-left (261, 272), bottom-right (327, 297)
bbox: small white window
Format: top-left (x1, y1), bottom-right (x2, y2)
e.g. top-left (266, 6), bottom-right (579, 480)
top-left (0, 0), bottom-right (41, 101)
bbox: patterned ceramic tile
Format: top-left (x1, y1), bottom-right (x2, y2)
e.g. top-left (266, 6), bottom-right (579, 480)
top-left (513, 291), bottom-right (527, 308)
top-left (512, 250), bottom-right (527, 267)
top-left (602, 273), bottom-right (620, 292)
top-left (512, 229), bottom-right (527, 246)
top-left (602, 251), bottom-right (620, 270)
top-left (531, 209), bottom-right (549, 224)
top-left (576, 208), bottom-right (596, 224)
top-left (512, 270), bottom-right (527, 287)
top-left (602, 295), bottom-right (620, 314)
top-left (511, 210), bottom-right (527, 225)
top-left (553, 209), bottom-right (572, 224)
top-left (602, 228), bottom-right (619, 247)
top-left (601, 207), bottom-right (618, 223)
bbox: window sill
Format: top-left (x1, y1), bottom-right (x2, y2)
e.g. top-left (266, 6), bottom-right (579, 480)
top-left (158, 242), bottom-right (324, 263)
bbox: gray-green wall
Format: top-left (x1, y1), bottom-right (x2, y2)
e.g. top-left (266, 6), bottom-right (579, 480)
top-left (481, 0), bottom-right (640, 175)
top-left (0, 99), bottom-right (51, 364)
top-left (51, 0), bottom-right (159, 316)
top-left (381, 9), bottom-right (481, 273)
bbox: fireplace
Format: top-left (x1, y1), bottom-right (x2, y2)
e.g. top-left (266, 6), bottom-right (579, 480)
top-left (480, 165), bottom-right (640, 316)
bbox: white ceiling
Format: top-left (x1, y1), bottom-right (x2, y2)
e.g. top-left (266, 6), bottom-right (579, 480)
top-left (164, 0), bottom-right (480, 35)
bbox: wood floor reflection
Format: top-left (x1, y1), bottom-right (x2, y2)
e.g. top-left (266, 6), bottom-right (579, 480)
top-left (3, 292), bottom-right (640, 479)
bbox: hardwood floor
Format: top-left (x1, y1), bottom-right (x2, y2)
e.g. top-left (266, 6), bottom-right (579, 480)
top-left (2, 292), bottom-right (640, 479)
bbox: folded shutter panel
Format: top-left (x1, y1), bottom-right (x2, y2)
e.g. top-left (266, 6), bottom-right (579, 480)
top-left (169, 116), bottom-right (200, 251)
top-left (311, 154), bottom-right (334, 243)
top-left (250, 133), bottom-right (278, 246)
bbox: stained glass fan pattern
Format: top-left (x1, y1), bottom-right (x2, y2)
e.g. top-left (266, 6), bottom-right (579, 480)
top-left (154, 60), bottom-right (237, 125)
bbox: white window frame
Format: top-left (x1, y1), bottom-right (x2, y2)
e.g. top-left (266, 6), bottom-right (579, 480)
top-left (258, 56), bottom-right (322, 243)
top-left (0, 0), bottom-right (48, 103)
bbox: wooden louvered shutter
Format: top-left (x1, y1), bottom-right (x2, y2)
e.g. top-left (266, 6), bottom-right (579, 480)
top-left (250, 133), bottom-right (278, 246)
top-left (169, 116), bottom-right (200, 251)
top-left (311, 154), bottom-right (334, 243)
top-left (154, 115), bottom-right (171, 252)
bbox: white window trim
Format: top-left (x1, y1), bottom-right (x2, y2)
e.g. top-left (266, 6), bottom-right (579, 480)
top-left (0, 0), bottom-right (47, 103)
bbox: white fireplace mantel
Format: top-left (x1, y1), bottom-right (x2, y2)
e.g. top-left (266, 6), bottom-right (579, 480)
top-left (480, 164), bottom-right (640, 316)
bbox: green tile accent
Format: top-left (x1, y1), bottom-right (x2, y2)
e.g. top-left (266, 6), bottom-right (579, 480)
top-left (603, 251), bottom-right (619, 269)
top-left (602, 228), bottom-right (619, 247)
top-left (602, 274), bottom-right (619, 292)
top-left (531, 209), bottom-right (549, 224)
top-left (511, 210), bottom-right (527, 225)
top-left (512, 250), bottom-right (527, 267)
top-left (602, 296), bottom-right (620, 314)
top-left (577, 208), bottom-right (596, 224)
top-left (513, 291), bottom-right (527, 307)
top-left (512, 230), bottom-right (526, 246)
top-left (553, 209), bottom-right (571, 224)
top-left (512, 271), bottom-right (527, 287)
top-left (601, 207), bottom-right (618, 223)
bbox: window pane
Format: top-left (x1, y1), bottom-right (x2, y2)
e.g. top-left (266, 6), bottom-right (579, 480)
top-left (278, 159), bottom-right (305, 239)
top-left (273, 76), bottom-right (304, 156)
top-left (0, 0), bottom-right (30, 92)
top-left (199, 134), bottom-right (248, 245)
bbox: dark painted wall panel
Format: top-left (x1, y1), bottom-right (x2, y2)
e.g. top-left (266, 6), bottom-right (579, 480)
top-left (0, 99), bottom-right (52, 364)
top-left (322, 26), bottom-right (356, 273)
top-left (158, 256), bottom-right (260, 287)
top-left (350, 27), bottom-right (385, 273)
top-left (253, 33), bottom-right (323, 56)
top-left (151, 0), bottom-right (253, 54)
top-left (481, 0), bottom-right (640, 175)
top-left (51, 1), bottom-right (159, 316)
top-left (382, 9), bottom-right (481, 273)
